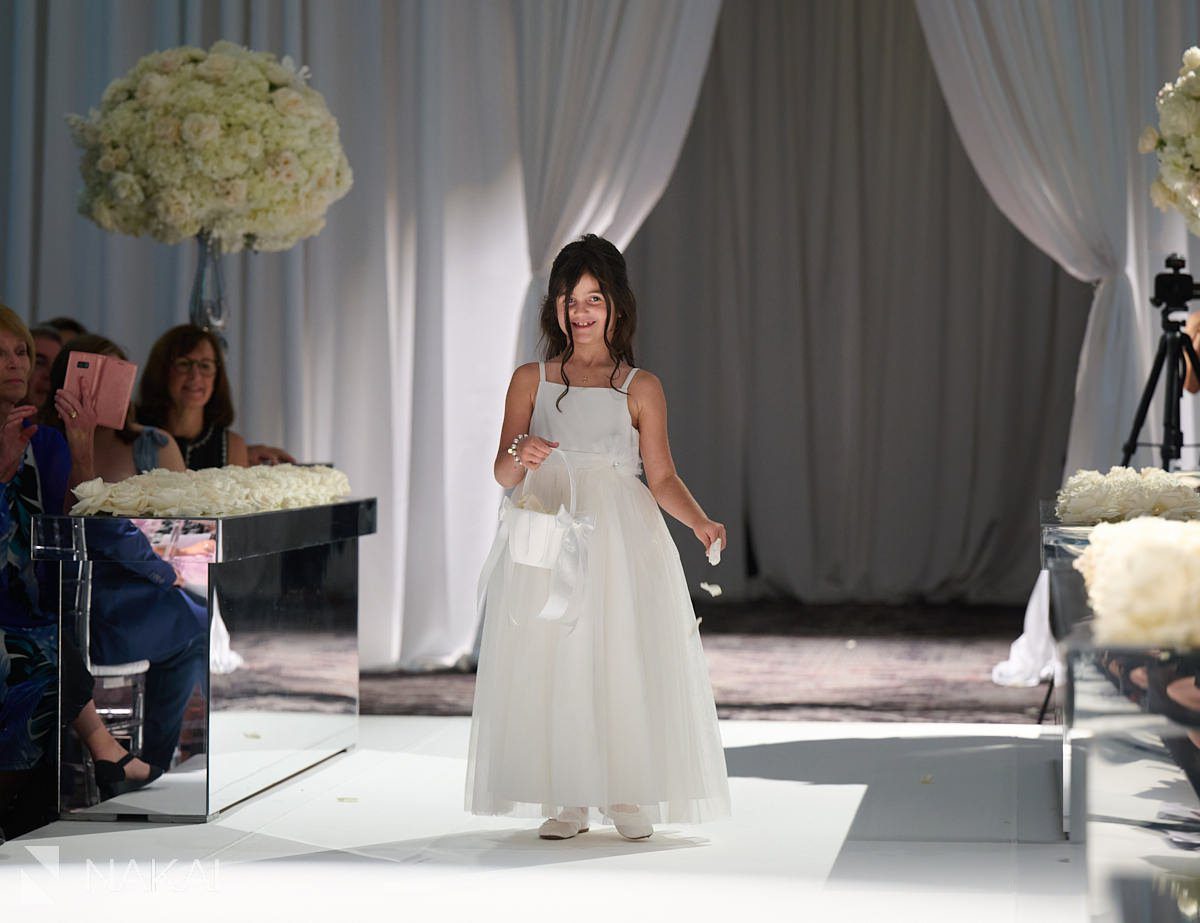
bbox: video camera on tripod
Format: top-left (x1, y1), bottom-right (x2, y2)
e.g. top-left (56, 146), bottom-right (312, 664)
top-left (1121, 254), bottom-right (1200, 468)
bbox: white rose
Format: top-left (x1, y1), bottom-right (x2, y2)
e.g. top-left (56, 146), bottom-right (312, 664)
top-left (101, 77), bottom-right (133, 107)
top-left (154, 116), bottom-right (182, 144)
top-left (268, 150), bottom-right (306, 185)
top-left (155, 188), bottom-right (193, 226)
top-left (265, 62), bottom-right (297, 86)
top-left (91, 200), bottom-right (118, 231)
top-left (136, 73), bottom-right (171, 102)
top-left (1181, 70), bottom-right (1200, 100)
top-left (108, 171), bottom-right (143, 204)
top-left (155, 49), bottom-right (186, 74)
top-left (1138, 125), bottom-right (1161, 154)
top-left (1077, 519), bottom-right (1200, 646)
top-left (197, 51), bottom-right (238, 81)
top-left (1152, 178), bottom-right (1179, 211)
top-left (182, 112), bottom-right (221, 147)
top-left (271, 87), bottom-right (308, 117)
top-left (218, 179), bottom-right (248, 207)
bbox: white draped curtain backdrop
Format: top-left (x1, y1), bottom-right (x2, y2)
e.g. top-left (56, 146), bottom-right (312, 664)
top-left (7, 0), bottom-right (1193, 676)
top-left (915, 0), bottom-right (1200, 685)
top-left (511, 0), bottom-right (719, 363)
top-left (0, 0), bottom-right (719, 671)
top-left (625, 0), bottom-right (1092, 603)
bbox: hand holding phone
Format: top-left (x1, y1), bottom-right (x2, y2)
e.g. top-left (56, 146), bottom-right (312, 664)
top-left (63, 352), bottom-right (137, 429)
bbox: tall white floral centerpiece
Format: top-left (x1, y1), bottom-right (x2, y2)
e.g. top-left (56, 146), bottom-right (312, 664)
top-left (67, 41), bottom-right (352, 333)
top-left (1143, 46), bottom-right (1200, 230)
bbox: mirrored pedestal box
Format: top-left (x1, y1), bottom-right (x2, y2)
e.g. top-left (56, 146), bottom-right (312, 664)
top-left (33, 499), bottom-right (376, 822)
top-left (1056, 566), bottom-right (1200, 922)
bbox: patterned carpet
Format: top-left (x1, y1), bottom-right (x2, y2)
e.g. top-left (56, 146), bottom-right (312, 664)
top-left (360, 602), bottom-right (1048, 723)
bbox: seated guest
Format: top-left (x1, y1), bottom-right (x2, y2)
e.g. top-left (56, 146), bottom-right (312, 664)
top-left (28, 326), bottom-right (63, 410)
top-left (137, 325), bottom-right (293, 468)
top-left (45, 335), bottom-right (207, 771)
top-left (0, 305), bottom-right (158, 833)
top-left (47, 334), bottom-right (186, 477)
top-left (44, 316), bottom-right (87, 340)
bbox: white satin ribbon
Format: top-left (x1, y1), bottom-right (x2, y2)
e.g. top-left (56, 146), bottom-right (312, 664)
top-left (476, 495), bottom-right (595, 631)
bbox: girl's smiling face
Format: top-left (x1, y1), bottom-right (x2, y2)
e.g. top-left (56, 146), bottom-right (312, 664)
top-left (556, 272), bottom-right (614, 344)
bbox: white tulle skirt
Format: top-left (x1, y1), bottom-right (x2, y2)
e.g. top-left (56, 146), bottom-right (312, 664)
top-left (465, 463), bottom-right (731, 826)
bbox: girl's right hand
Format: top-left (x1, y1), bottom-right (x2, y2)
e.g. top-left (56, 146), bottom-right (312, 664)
top-left (517, 435), bottom-right (559, 470)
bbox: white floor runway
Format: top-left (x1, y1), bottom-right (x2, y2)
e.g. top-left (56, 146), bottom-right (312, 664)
top-left (1, 717), bottom-right (1086, 921)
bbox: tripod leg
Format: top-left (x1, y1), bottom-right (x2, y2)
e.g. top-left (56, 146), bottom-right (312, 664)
top-left (1164, 333), bottom-right (1183, 469)
top-left (1122, 335), bottom-right (1170, 466)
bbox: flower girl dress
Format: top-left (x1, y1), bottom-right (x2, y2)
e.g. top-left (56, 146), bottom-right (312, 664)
top-left (466, 362), bottom-right (731, 827)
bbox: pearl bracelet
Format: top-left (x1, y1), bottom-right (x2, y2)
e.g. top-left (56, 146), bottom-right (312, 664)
top-left (507, 433), bottom-right (529, 468)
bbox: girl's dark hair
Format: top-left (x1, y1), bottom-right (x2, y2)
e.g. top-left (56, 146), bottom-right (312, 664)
top-left (44, 334), bottom-right (139, 443)
top-left (137, 324), bottom-right (235, 431)
top-left (538, 233), bottom-right (637, 410)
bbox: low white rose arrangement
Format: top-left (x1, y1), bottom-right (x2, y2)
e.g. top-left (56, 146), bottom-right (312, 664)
top-left (70, 464), bottom-right (351, 517)
top-left (66, 40), bottom-right (352, 252)
top-left (1143, 46), bottom-right (1200, 231)
top-left (1055, 467), bottom-right (1200, 525)
top-left (1074, 518), bottom-right (1200, 647)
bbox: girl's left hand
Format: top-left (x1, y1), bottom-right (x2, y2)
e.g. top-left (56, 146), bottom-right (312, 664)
top-left (693, 518), bottom-right (727, 556)
top-left (55, 379), bottom-right (99, 449)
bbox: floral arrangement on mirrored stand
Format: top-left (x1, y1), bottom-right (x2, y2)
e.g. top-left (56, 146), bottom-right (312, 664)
top-left (66, 40), bottom-right (353, 335)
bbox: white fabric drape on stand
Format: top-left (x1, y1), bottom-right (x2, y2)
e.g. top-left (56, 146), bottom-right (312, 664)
top-left (625, 0), bottom-right (1091, 602)
top-left (510, 0), bottom-right (720, 363)
top-left (915, 0), bottom-right (1200, 685)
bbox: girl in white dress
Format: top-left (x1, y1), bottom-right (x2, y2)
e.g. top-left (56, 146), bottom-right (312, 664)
top-left (466, 234), bottom-right (731, 840)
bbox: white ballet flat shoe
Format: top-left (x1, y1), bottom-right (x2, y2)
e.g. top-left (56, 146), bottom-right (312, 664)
top-left (538, 808), bottom-right (589, 840)
top-left (608, 806), bottom-right (653, 840)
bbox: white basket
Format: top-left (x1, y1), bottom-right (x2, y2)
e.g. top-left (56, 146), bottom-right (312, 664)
top-left (507, 448), bottom-right (577, 569)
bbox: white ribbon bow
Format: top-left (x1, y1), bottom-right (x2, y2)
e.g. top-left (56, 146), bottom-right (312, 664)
top-left (476, 495), bottom-right (595, 632)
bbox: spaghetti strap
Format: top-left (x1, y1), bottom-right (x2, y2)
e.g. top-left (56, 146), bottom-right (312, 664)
top-left (621, 367), bottom-right (639, 389)
top-left (538, 360), bottom-right (546, 381)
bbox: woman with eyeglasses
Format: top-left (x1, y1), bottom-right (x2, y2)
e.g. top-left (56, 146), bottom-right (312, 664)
top-left (136, 325), bottom-right (250, 469)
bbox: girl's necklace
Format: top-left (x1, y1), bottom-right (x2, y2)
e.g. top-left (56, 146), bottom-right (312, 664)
top-left (565, 361), bottom-right (609, 384)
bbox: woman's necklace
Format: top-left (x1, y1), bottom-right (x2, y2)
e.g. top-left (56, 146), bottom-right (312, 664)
top-left (182, 425), bottom-right (213, 468)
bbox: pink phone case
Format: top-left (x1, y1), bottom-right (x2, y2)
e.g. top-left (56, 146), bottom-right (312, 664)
top-left (64, 352), bottom-right (138, 429)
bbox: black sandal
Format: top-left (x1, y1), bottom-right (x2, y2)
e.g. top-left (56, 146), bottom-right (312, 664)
top-left (93, 753), bottom-right (164, 800)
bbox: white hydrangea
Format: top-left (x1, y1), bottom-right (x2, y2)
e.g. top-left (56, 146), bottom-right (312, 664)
top-left (66, 41), bottom-right (352, 253)
top-left (1055, 467), bottom-right (1200, 524)
top-left (1075, 518), bottom-right (1200, 646)
top-left (69, 464), bottom-right (352, 517)
top-left (1146, 47), bottom-right (1200, 230)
